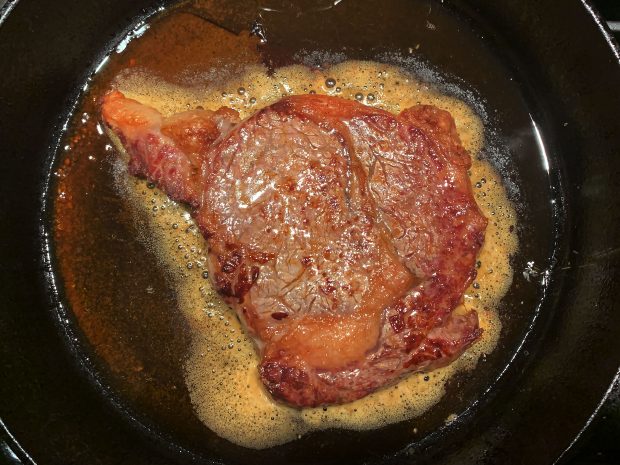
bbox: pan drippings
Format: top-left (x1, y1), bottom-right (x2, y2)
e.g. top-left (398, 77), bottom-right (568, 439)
top-left (53, 8), bottom-right (518, 452)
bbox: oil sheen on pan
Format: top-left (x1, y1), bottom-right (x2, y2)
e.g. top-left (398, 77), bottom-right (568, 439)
top-left (53, 9), bottom-right (518, 449)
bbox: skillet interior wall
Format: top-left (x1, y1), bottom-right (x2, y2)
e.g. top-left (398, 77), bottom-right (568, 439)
top-left (0, 1), bottom-right (619, 465)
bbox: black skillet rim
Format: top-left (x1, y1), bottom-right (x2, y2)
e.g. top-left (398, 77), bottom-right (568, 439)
top-left (551, 2), bottom-right (620, 460)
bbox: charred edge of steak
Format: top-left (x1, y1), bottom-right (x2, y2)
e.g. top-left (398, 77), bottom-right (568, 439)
top-left (214, 248), bottom-right (261, 302)
top-left (259, 361), bottom-right (319, 407)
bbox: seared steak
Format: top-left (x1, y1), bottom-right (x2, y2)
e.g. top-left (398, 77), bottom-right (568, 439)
top-left (102, 91), bottom-right (487, 407)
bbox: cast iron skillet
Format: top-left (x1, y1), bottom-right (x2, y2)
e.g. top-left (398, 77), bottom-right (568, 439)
top-left (1, 0), bottom-right (620, 464)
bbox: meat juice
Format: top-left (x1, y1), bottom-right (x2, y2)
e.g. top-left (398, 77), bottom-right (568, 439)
top-left (54, 9), bottom-right (517, 450)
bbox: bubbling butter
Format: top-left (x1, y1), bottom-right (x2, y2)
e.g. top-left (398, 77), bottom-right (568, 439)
top-left (112, 60), bottom-right (518, 449)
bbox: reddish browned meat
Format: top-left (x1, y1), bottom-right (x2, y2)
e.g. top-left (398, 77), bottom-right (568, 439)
top-left (101, 91), bottom-right (487, 407)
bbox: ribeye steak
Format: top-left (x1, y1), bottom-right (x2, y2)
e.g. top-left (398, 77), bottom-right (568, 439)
top-left (101, 91), bottom-right (487, 407)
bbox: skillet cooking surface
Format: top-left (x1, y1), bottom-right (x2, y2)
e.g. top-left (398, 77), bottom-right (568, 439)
top-left (1, 1), bottom-right (620, 464)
